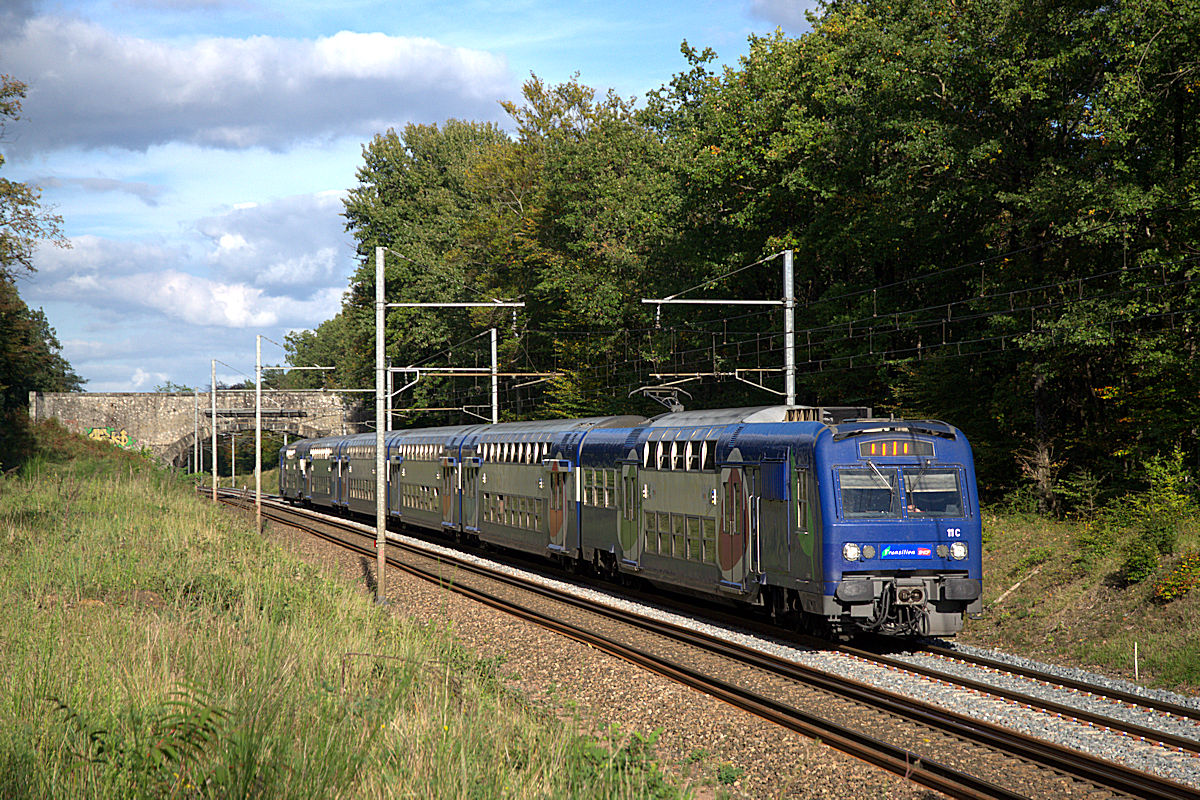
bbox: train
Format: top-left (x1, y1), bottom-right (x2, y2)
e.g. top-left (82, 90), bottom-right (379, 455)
top-left (278, 405), bottom-right (983, 637)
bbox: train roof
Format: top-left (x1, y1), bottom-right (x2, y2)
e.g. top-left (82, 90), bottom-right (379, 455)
top-left (644, 405), bottom-right (871, 427)
top-left (829, 418), bottom-right (959, 440)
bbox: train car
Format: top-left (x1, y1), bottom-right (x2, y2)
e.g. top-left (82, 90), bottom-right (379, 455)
top-left (281, 406), bottom-right (982, 637)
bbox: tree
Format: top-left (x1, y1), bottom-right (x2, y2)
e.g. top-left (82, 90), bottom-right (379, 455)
top-left (0, 75), bottom-right (82, 468)
top-left (154, 380), bottom-right (196, 393)
top-left (0, 277), bottom-right (85, 467)
top-left (1, 75), bottom-right (68, 279)
top-left (646, 0), bottom-right (1199, 497)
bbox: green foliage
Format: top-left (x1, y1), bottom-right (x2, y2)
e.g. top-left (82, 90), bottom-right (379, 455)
top-left (1, 75), bottom-right (70, 280)
top-left (564, 729), bottom-right (681, 799)
top-left (1074, 519), bottom-right (1119, 567)
top-left (1120, 534), bottom-right (1161, 585)
top-left (0, 76), bottom-right (83, 470)
top-left (1013, 546), bottom-right (1053, 576)
top-left (715, 763), bottom-right (744, 786)
top-left (52, 686), bottom-right (239, 800)
top-left (152, 380), bottom-right (195, 393)
top-left (1073, 447), bottom-right (1199, 581)
top-left (1151, 552), bottom-right (1200, 604)
top-left (994, 483), bottom-right (1044, 517)
top-left (285, 2), bottom-right (1199, 502)
top-left (1057, 469), bottom-right (1103, 520)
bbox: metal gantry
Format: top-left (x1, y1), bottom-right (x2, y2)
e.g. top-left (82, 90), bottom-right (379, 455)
top-left (642, 249), bottom-right (796, 405)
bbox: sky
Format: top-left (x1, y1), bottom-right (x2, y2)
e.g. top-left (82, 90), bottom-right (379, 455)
top-left (2, 0), bottom-right (815, 392)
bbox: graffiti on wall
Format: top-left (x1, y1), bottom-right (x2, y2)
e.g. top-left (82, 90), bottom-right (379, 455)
top-left (87, 427), bottom-right (139, 449)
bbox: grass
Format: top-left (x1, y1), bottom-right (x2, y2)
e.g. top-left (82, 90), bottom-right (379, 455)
top-left (963, 507), bottom-right (1200, 692)
top-left (195, 467), bottom-right (279, 491)
top-left (0, 421), bottom-right (684, 799)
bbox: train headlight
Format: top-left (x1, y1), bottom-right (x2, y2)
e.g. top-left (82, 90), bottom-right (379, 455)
top-left (842, 542), bottom-right (861, 562)
top-left (949, 541), bottom-right (968, 560)
top-left (861, 544), bottom-right (876, 560)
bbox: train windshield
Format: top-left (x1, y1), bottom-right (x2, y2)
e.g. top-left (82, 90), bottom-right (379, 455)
top-left (839, 467), bottom-right (899, 518)
top-left (902, 469), bottom-right (964, 517)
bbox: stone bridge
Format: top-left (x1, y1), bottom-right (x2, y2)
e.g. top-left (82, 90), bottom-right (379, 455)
top-left (28, 390), bottom-right (364, 468)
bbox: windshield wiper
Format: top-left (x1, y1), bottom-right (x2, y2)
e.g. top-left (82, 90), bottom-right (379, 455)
top-left (866, 460), bottom-right (891, 488)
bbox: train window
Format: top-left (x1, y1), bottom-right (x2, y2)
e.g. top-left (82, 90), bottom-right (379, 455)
top-left (669, 441), bottom-right (680, 471)
top-left (644, 510), bottom-right (655, 547)
top-left (672, 514), bottom-right (686, 556)
top-left (687, 517), bottom-right (702, 560)
top-left (702, 518), bottom-right (717, 563)
top-left (795, 470), bottom-right (810, 533)
top-left (642, 443), bottom-right (651, 469)
top-left (839, 469), bottom-right (900, 518)
top-left (685, 442), bottom-right (699, 471)
top-left (654, 441), bottom-right (665, 470)
top-left (903, 469), bottom-right (964, 517)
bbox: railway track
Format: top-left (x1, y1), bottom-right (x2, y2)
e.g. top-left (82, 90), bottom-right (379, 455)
top-left (213, 488), bottom-right (1200, 799)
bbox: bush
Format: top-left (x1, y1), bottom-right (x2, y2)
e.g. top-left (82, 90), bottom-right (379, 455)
top-left (1057, 468), bottom-right (1102, 519)
top-left (1142, 447), bottom-right (1198, 520)
top-left (1074, 447), bottom-right (1197, 577)
top-left (1152, 552), bottom-right (1200, 604)
top-left (1120, 534), bottom-right (1161, 585)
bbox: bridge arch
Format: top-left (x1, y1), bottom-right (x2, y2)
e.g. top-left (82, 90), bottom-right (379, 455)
top-left (29, 390), bottom-right (361, 467)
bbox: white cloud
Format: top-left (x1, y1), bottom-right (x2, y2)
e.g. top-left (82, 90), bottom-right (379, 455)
top-left (36, 176), bottom-right (166, 206)
top-left (40, 264), bottom-right (343, 328)
top-left (33, 235), bottom-right (175, 277)
top-left (1, 16), bottom-right (513, 155)
top-left (131, 367), bottom-right (169, 389)
top-left (196, 191), bottom-right (352, 289)
top-left (747, 0), bottom-right (821, 32)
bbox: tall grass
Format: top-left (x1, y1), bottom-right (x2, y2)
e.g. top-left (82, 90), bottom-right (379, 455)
top-left (0, 423), bottom-right (682, 799)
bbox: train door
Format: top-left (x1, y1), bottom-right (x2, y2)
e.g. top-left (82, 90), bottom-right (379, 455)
top-left (619, 462), bottom-right (641, 567)
top-left (440, 456), bottom-right (457, 532)
top-left (546, 463), bottom-right (568, 549)
top-left (792, 459), bottom-right (816, 581)
top-left (719, 463), bottom-right (749, 592)
top-left (745, 466), bottom-right (762, 577)
top-left (335, 455), bottom-right (347, 507)
top-left (461, 455), bottom-right (481, 531)
top-left (387, 456), bottom-right (401, 518)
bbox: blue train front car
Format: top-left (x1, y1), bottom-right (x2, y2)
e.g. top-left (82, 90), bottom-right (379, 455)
top-left (810, 420), bottom-right (982, 636)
